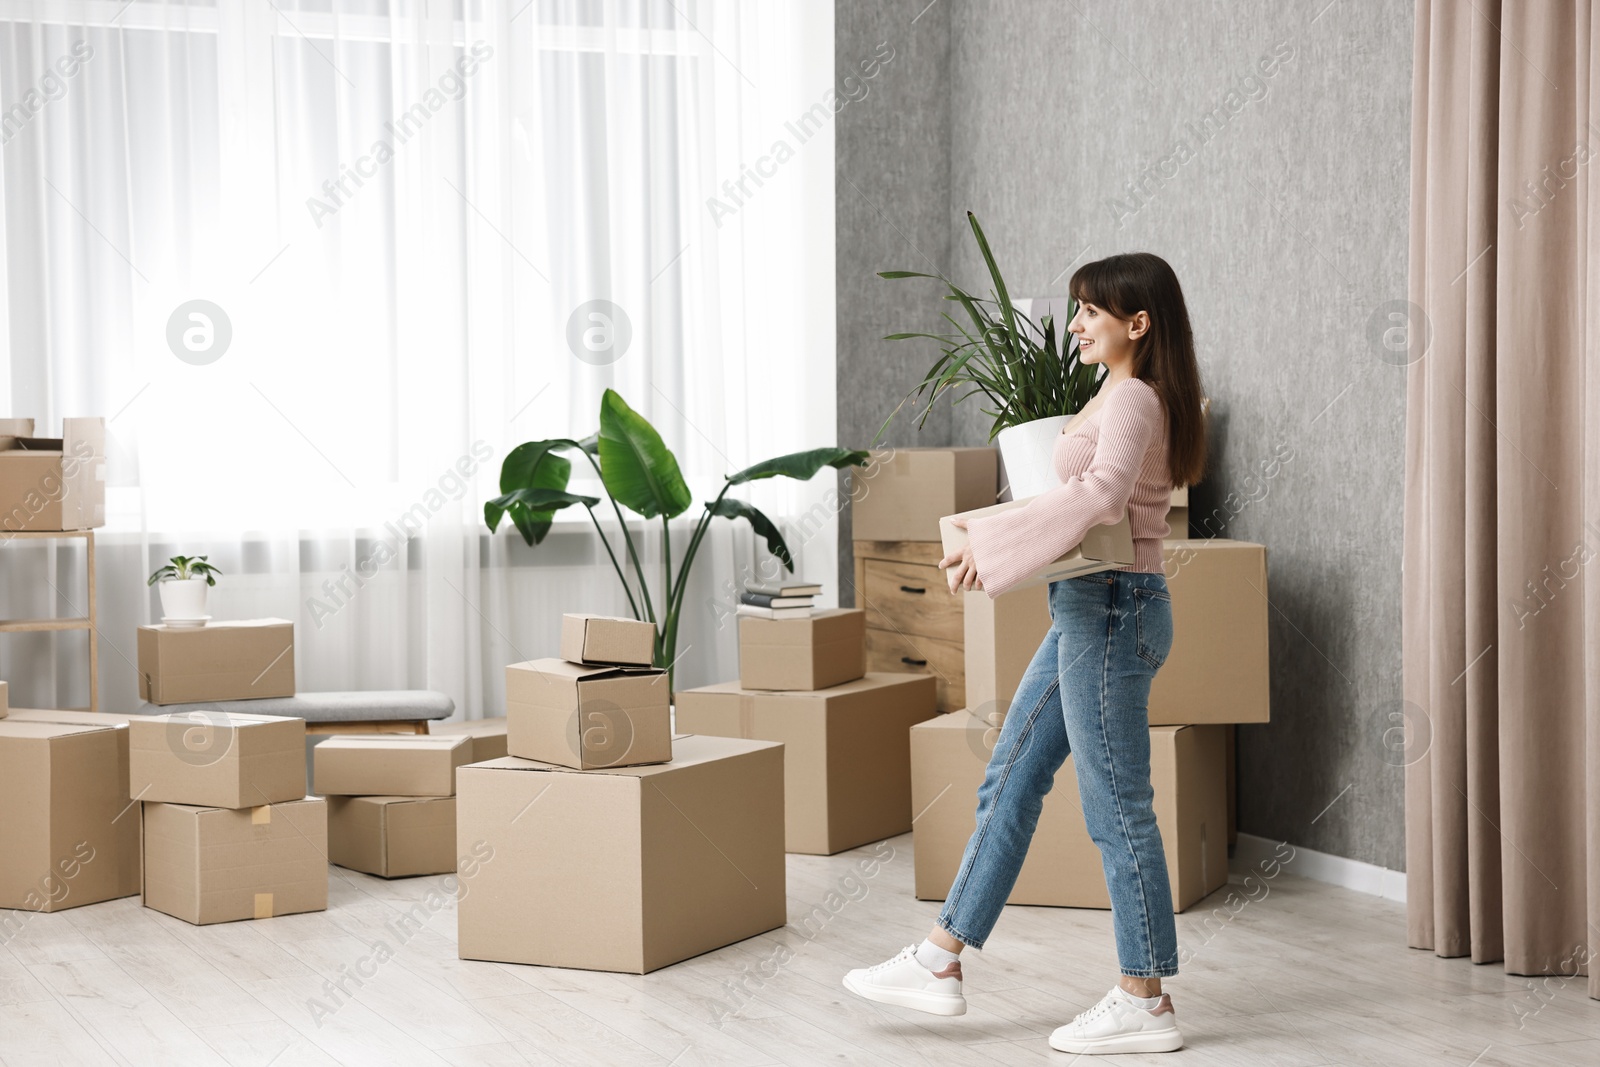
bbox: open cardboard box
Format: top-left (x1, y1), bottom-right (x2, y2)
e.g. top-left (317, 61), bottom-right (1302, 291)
top-left (938, 499), bottom-right (1135, 593)
top-left (0, 417), bottom-right (105, 532)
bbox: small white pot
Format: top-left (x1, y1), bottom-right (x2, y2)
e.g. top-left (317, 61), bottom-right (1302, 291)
top-left (996, 414), bottom-right (1071, 500)
top-left (158, 577), bottom-right (210, 621)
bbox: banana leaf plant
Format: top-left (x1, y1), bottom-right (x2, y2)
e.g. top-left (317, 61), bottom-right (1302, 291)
top-left (487, 388), bottom-right (869, 690)
top-left (872, 210), bottom-right (1103, 446)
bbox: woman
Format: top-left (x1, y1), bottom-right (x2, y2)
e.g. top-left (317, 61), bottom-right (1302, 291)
top-left (843, 252), bottom-right (1208, 1056)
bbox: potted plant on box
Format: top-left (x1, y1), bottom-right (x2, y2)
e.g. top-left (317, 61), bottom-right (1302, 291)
top-left (147, 555), bottom-right (222, 627)
top-left (487, 389), bottom-right (867, 690)
top-left (873, 211), bottom-right (1104, 498)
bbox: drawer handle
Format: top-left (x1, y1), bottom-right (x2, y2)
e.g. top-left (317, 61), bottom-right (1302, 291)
top-left (901, 656), bottom-right (928, 667)
top-left (899, 585), bottom-right (926, 595)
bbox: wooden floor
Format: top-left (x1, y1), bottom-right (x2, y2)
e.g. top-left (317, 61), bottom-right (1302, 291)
top-left (2, 833), bottom-right (1596, 1066)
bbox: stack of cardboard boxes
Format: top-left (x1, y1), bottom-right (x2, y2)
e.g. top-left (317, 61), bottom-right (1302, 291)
top-left (456, 613), bottom-right (788, 974)
top-left (675, 605), bottom-right (939, 855)
top-left (316, 733), bottom-right (472, 878)
top-left (128, 711), bottom-right (328, 924)
top-left (879, 448), bottom-right (1268, 914)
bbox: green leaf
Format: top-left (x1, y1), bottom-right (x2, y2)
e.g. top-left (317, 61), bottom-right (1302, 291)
top-left (490, 445), bottom-right (576, 544)
top-left (485, 487), bottom-right (599, 546)
top-left (710, 497), bottom-right (793, 570)
top-left (877, 270), bottom-right (942, 280)
top-left (596, 389), bottom-right (694, 519)
top-left (499, 440), bottom-right (566, 494)
top-left (725, 447), bottom-right (869, 486)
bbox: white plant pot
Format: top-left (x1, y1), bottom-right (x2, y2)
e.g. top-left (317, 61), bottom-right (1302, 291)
top-left (996, 414), bottom-right (1071, 501)
top-left (158, 578), bottom-right (210, 621)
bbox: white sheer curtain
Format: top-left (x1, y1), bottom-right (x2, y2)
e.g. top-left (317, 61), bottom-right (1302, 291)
top-left (0, 0), bottom-right (837, 715)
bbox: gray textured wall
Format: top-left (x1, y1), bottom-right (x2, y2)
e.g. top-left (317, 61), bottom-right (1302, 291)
top-left (837, 0), bottom-right (1415, 871)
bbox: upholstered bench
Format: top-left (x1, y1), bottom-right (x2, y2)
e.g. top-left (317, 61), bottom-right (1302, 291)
top-left (149, 690), bottom-right (456, 735)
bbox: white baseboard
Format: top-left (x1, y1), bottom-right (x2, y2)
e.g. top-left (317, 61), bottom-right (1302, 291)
top-left (1230, 832), bottom-right (1406, 904)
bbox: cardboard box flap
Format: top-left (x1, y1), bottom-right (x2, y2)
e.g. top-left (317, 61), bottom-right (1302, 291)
top-left (142, 710), bottom-right (303, 728)
top-left (316, 735), bottom-right (467, 754)
top-left (0, 720), bottom-right (112, 740)
top-left (511, 657), bottom-right (663, 683)
top-left (7, 708), bottom-right (132, 728)
top-left (682, 673), bottom-right (924, 702)
top-left (472, 735), bottom-right (780, 779)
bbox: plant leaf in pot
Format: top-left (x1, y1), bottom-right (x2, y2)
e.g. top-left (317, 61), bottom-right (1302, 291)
top-left (148, 554), bottom-right (223, 625)
top-left (873, 211), bottom-right (1104, 497)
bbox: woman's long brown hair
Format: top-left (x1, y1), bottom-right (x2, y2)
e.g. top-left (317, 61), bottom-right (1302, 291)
top-left (1069, 252), bottom-right (1207, 488)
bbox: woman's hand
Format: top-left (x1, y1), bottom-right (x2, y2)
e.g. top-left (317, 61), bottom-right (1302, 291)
top-left (938, 516), bottom-right (983, 593)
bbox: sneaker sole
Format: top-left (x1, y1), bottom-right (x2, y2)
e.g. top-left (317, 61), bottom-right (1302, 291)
top-left (841, 974), bottom-right (967, 1017)
top-left (1048, 1028), bottom-right (1183, 1054)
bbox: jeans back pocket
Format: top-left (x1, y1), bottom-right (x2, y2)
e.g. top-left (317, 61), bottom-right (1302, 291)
top-left (1132, 587), bottom-right (1173, 670)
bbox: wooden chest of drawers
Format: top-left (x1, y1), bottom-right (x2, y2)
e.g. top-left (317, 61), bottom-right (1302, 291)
top-left (852, 540), bottom-right (965, 712)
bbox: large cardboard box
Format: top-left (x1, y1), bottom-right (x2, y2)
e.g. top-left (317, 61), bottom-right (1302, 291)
top-left (962, 585), bottom-right (1051, 721)
top-left (852, 448), bottom-right (997, 543)
top-left (559, 613), bottom-right (656, 667)
top-left (939, 499), bottom-right (1135, 593)
top-left (314, 735), bottom-right (471, 797)
top-left (428, 717), bottom-right (508, 763)
top-left (0, 716), bottom-right (141, 913)
top-left (137, 619), bottom-right (296, 705)
top-left (737, 608), bottom-right (866, 691)
top-left (140, 798), bottom-right (328, 925)
top-left (129, 712), bottom-right (306, 809)
top-left (910, 711), bottom-right (1228, 911)
top-left (674, 673), bottom-right (938, 855)
top-left (505, 658), bottom-right (671, 770)
top-left (328, 796), bottom-right (457, 878)
top-left (456, 734), bottom-right (787, 973)
top-left (958, 539), bottom-right (1270, 728)
top-left (1152, 540), bottom-right (1269, 725)
top-left (0, 417), bottom-right (106, 532)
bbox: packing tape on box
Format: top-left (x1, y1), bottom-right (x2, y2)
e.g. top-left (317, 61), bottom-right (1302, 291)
top-left (737, 693), bottom-right (756, 737)
top-left (251, 805), bottom-right (272, 825)
top-left (254, 893), bottom-right (274, 919)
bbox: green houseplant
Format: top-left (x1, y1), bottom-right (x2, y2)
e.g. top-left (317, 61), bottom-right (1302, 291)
top-left (874, 211), bottom-right (1104, 497)
top-left (148, 554), bottom-right (223, 624)
top-left (487, 388), bottom-right (868, 689)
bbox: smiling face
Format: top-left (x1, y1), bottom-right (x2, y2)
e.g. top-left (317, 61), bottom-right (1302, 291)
top-left (1068, 300), bottom-right (1149, 381)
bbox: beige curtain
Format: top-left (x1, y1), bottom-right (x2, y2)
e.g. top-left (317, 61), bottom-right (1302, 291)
top-left (1405, 0), bottom-right (1599, 999)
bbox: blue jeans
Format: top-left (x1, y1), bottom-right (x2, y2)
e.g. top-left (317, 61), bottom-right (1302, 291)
top-left (937, 569), bottom-right (1179, 978)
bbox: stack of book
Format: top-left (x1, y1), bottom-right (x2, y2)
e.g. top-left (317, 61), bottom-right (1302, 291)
top-left (737, 579), bottom-right (822, 619)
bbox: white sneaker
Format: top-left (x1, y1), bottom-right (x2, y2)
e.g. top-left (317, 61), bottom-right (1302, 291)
top-left (1048, 985), bottom-right (1183, 1054)
top-left (842, 944), bottom-right (967, 1016)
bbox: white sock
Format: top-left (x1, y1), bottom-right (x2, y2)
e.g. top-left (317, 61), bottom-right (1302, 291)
top-left (914, 939), bottom-right (960, 972)
top-left (1117, 986), bottom-right (1163, 1009)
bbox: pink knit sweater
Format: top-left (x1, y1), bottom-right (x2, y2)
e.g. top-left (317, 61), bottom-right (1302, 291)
top-left (965, 376), bottom-right (1173, 598)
